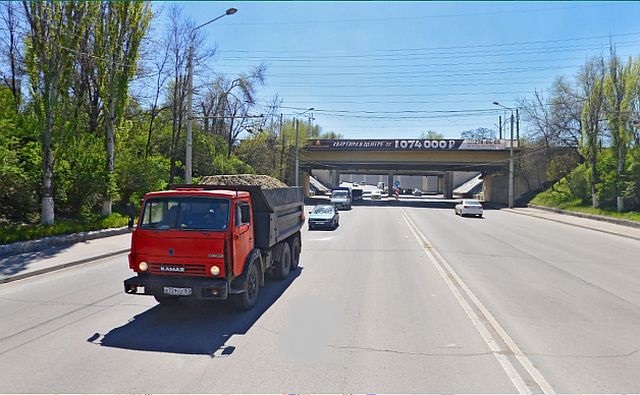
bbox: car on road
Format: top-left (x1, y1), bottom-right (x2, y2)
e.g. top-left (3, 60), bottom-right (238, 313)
top-left (371, 189), bottom-right (382, 199)
top-left (308, 204), bottom-right (339, 230)
top-left (331, 188), bottom-right (352, 210)
top-left (455, 199), bottom-right (484, 217)
top-left (413, 188), bottom-right (423, 196)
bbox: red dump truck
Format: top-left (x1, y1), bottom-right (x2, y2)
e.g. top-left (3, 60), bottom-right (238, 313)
top-left (124, 182), bottom-right (304, 310)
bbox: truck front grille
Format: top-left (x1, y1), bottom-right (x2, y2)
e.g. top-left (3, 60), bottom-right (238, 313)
top-left (149, 263), bottom-right (207, 276)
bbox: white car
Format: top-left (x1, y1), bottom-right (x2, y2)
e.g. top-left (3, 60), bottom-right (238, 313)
top-left (370, 189), bottom-right (382, 199)
top-left (455, 199), bottom-right (484, 217)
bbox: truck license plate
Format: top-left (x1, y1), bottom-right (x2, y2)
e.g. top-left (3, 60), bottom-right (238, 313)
top-left (163, 286), bottom-right (192, 296)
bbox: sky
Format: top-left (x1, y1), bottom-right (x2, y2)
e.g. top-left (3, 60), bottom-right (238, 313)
top-left (154, 1), bottom-right (640, 140)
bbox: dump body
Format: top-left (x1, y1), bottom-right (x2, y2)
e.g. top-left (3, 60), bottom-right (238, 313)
top-left (185, 184), bottom-right (304, 248)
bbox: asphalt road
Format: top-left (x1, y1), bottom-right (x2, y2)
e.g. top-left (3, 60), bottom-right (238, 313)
top-left (1, 203), bottom-right (639, 393)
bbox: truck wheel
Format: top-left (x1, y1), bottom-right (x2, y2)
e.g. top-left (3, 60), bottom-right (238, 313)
top-left (290, 237), bottom-right (301, 270)
top-left (233, 260), bottom-right (259, 311)
top-left (273, 242), bottom-right (291, 280)
top-left (154, 295), bottom-right (179, 305)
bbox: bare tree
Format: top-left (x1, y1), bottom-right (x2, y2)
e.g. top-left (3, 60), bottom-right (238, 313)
top-left (0, 1), bottom-right (24, 110)
top-left (206, 64), bottom-right (266, 157)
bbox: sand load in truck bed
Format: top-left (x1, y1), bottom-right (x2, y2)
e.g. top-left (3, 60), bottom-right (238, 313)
top-left (200, 174), bottom-right (287, 189)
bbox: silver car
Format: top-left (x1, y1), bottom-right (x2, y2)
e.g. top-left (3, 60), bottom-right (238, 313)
top-left (308, 204), bottom-right (340, 230)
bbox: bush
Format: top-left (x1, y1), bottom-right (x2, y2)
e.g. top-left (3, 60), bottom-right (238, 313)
top-left (566, 165), bottom-right (590, 203)
top-left (0, 213), bottom-right (129, 244)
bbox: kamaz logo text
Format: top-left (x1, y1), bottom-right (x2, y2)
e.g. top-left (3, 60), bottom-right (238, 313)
top-left (160, 266), bottom-right (185, 272)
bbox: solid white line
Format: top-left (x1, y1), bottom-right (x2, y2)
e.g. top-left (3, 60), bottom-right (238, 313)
top-left (401, 210), bottom-right (555, 394)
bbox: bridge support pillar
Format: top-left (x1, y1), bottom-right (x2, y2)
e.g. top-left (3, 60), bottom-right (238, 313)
top-left (330, 170), bottom-right (340, 187)
top-left (387, 172), bottom-right (394, 194)
top-left (301, 172), bottom-right (311, 197)
top-left (443, 172), bottom-right (454, 199)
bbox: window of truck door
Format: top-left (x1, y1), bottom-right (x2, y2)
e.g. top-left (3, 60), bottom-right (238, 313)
top-left (232, 200), bottom-right (252, 275)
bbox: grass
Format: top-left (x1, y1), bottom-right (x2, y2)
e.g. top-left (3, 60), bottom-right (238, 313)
top-left (0, 213), bottom-right (130, 245)
top-left (531, 178), bottom-right (640, 223)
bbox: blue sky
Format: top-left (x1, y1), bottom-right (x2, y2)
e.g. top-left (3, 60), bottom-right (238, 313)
top-left (157, 1), bottom-right (640, 139)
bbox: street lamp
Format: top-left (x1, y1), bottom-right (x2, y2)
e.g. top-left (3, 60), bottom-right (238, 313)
top-left (185, 7), bottom-right (237, 184)
top-left (493, 101), bottom-right (515, 208)
top-left (295, 107), bottom-right (314, 186)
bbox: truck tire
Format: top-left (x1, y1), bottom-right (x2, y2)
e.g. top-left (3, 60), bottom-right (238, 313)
top-left (233, 259), bottom-right (260, 311)
top-left (273, 242), bottom-right (291, 280)
top-left (154, 295), bottom-right (179, 305)
top-left (290, 237), bottom-right (301, 270)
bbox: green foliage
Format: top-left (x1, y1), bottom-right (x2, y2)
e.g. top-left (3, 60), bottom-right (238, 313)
top-left (546, 150), bottom-right (579, 183)
top-left (0, 89), bottom-right (41, 222)
top-left (420, 130), bottom-right (444, 140)
top-left (212, 154), bottom-right (254, 175)
top-left (0, 214), bottom-right (129, 244)
top-left (53, 133), bottom-right (108, 217)
top-left (534, 148), bottom-right (640, 212)
top-left (235, 132), bottom-right (279, 177)
top-left (565, 165), bottom-right (590, 203)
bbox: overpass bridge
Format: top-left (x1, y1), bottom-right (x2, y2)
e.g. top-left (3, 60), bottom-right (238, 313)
top-left (299, 138), bottom-right (520, 203)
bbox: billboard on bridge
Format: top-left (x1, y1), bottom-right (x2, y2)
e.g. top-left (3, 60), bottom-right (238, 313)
top-left (305, 139), bottom-right (507, 151)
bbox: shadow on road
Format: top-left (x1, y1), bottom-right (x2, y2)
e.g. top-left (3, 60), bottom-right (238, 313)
top-left (0, 244), bottom-right (74, 278)
top-left (91, 268), bottom-right (302, 356)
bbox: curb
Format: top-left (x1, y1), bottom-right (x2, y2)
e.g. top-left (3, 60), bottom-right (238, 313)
top-left (0, 227), bottom-right (131, 258)
top-left (527, 204), bottom-right (640, 229)
top-left (505, 206), bottom-right (640, 242)
top-left (0, 248), bottom-right (130, 285)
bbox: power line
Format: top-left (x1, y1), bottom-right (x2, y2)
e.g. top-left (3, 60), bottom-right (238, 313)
top-left (222, 3), bottom-right (621, 26)
top-left (223, 30), bottom-right (640, 54)
top-left (216, 41), bottom-right (640, 62)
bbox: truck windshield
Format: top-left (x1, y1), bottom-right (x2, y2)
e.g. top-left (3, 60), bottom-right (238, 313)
top-left (332, 191), bottom-right (348, 198)
top-left (140, 197), bottom-right (230, 231)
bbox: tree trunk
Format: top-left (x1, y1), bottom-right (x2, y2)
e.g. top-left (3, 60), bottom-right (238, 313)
top-left (41, 145), bottom-right (55, 225)
top-left (41, 88), bottom-right (56, 225)
top-left (101, 99), bottom-right (116, 216)
top-left (616, 145), bottom-right (625, 212)
top-left (590, 154), bottom-right (599, 208)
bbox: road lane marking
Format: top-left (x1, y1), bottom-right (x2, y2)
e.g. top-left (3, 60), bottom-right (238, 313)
top-left (401, 209), bottom-right (555, 394)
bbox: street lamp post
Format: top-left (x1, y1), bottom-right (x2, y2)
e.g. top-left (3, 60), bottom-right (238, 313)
top-left (493, 101), bottom-right (515, 208)
top-left (185, 7), bottom-right (237, 184)
top-left (294, 107), bottom-right (314, 186)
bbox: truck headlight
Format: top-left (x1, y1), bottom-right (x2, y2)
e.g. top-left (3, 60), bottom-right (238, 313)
top-left (138, 261), bottom-right (148, 271)
top-left (210, 265), bottom-right (220, 276)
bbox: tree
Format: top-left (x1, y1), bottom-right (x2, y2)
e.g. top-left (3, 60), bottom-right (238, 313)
top-left (603, 47), bottom-right (637, 211)
top-left (94, 1), bottom-right (152, 216)
top-left (0, 1), bottom-right (24, 110)
top-left (420, 130), bottom-right (444, 139)
top-left (461, 127), bottom-right (496, 140)
top-left (205, 64), bottom-right (266, 158)
top-left (23, 1), bottom-right (92, 224)
top-left (578, 56), bottom-right (606, 208)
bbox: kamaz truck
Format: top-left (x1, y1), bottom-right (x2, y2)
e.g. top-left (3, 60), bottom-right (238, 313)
top-left (124, 182), bottom-right (304, 310)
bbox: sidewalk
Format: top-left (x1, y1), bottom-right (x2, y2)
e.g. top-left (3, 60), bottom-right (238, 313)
top-left (505, 206), bottom-right (640, 242)
top-left (0, 232), bottom-right (131, 284)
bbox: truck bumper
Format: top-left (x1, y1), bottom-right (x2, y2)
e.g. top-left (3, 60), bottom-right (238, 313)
top-left (124, 274), bottom-right (230, 300)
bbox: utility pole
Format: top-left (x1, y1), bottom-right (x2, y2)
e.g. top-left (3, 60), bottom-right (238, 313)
top-left (509, 112), bottom-right (514, 208)
top-left (279, 113), bottom-right (285, 180)
top-left (295, 118), bottom-right (299, 186)
top-left (184, 8), bottom-right (237, 184)
top-left (498, 115), bottom-right (502, 139)
top-left (516, 108), bottom-right (520, 142)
